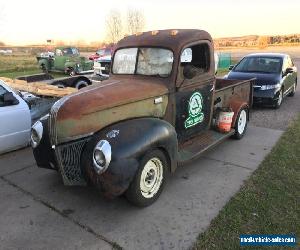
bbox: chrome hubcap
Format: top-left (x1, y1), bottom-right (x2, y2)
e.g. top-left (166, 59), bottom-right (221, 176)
top-left (140, 157), bottom-right (163, 198)
top-left (238, 110), bottom-right (247, 134)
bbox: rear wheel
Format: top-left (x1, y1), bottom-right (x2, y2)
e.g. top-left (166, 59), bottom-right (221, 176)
top-left (125, 150), bottom-right (168, 207)
top-left (232, 107), bottom-right (248, 139)
top-left (288, 82), bottom-right (297, 97)
top-left (74, 79), bottom-right (90, 89)
top-left (67, 68), bottom-right (76, 76)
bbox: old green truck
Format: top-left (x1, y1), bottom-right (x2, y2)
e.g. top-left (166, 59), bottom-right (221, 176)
top-left (37, 47), bottom-right (93, 76)
top-left (31, 30), bottom-right (253, 207)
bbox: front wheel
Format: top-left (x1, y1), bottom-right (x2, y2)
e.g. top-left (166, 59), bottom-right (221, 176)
top-left (273, 89), bottom-right (283, 109)
top-left (125, 150), bottom-right (168, 207)
top-left (232, 107), bottom-right (248, 139)
top-left (41, 64), bottom-right (48, 73)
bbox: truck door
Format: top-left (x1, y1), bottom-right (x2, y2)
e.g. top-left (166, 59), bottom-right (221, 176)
top-left (175, 43), bottom-right (215, 143)
top-left (54, 48), bottom-right (66, 71)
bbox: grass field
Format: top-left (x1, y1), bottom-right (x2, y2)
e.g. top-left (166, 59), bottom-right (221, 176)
top-left (194, 115), bottom-right (300, 250)
top-left (0, 55), bottom-right (39, 73)
top-left (0, 54), bottom-right (66, 79)
top-left (0, 54), bottom-right (231, 79)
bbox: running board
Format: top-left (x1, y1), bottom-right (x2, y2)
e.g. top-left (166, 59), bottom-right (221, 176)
top-left (178, 129), bottom-right (235, 164)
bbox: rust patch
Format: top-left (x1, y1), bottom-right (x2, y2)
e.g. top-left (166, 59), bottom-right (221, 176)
top-left (57, 77), bottom-right (169, 121)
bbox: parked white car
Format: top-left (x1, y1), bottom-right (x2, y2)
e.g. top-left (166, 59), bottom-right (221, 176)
top-left (0, 80), bottom-right (31, 154)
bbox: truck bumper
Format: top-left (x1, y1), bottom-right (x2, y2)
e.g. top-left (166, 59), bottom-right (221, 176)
top-left (77, 70), bottom-right (94, 75)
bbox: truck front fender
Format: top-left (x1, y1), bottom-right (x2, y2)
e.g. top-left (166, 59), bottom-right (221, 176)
top-left (64, 62), bottom-right (77, 71)
top-left (81, 118), bottom-right (178, 197)
top-left (38, 58), bottom-right (50, 70)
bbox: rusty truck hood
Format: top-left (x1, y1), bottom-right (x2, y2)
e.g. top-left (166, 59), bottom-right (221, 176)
top-left (57, 77), bottom-right (168, 119)
top-left (52, 77), bottom-right (169, 144)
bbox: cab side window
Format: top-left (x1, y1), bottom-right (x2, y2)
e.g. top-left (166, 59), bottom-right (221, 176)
top-left (0, 85), bottom-right (8, 107)
top-left (55, 49), bottom-right (62, 56)
top-left (180, 43), bottom-right (210, 83)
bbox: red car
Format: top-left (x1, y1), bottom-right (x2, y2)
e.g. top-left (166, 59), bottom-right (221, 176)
top-left (89, 47), bottom-right (113, 61)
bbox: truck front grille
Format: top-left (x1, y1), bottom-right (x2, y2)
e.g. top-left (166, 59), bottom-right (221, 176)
top-left (48, 96), bottom-right (68, 145)
top-left (49, 109), bottom-right (58, 145)
top-left (56, 138), bottom-right (89, 186)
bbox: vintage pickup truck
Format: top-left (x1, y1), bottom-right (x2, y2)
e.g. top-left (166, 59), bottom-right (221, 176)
top-left (37, 47), bottom-right (93, 76)
top-left (31, 29), bottom-right (253, 207)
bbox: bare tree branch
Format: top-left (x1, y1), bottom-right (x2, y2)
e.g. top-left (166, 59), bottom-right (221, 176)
top-left (126, 9), bottom-right (145, 35)
top-left (105, 10), bottom-right (123, 44)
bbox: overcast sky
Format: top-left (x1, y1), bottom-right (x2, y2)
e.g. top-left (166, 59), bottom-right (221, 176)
top-left (0, 0), bottom-right (299, 45)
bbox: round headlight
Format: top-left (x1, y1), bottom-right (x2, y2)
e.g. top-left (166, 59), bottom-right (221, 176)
top-left (94, 149), bottom-right (106, 166)
top-left (93, 140), bottom-right (111, 174)
top-left (31, 121), bottom-right (43, 148)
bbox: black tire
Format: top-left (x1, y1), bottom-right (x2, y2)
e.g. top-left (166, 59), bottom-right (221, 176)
top-left (273, 89), bottom-right (283, 109)
top-left (41, 64), bottom-right (48, 73)
top-left (232, 107), bottom-right (248, 139)
top-left (68, 68), bottom-right (76, 76)
top-left (288, 82), bottom-right (297, 97)
top-left (125, 150), bottom-right (168, 207)
top-left (74, 79), bottom-right (90, 89)
top-left (52, 82), bottom-right (66, 88)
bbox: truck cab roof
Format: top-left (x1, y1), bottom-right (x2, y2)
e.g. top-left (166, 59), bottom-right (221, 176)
top-left (116, 29), bottom-right (213, 54)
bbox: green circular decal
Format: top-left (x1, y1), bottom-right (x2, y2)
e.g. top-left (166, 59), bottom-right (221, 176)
top-left (189, 92), bottom-right (203, 117)
top-left (185, 91), bottom-right (204, 129)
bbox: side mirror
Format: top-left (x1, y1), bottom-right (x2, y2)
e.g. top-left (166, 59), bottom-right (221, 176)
top-left (286, 67), bottom-right (294, 74)
top-left (183, 65), bottom-right (197, 80)
top-left (228, 65), bottom-right (235, 70)
top-left (3, 92), bottom-right (19, 106)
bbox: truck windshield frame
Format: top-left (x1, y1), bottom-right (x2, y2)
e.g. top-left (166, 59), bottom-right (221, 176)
top-left (62, 48), bottom-right (79, 56)
top-left (112, 47), bottom-right (174, 78)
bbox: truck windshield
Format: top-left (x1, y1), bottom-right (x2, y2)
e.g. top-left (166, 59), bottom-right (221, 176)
top-left (234, 57), bottom-right (282, 74)
top-left (63, 48), bottom-right (79, 56)
top-left (112, 48), bottom-right (174, 77)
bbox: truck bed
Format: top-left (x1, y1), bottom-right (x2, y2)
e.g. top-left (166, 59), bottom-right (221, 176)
top-left (214, 78), bottom-right (255, 108)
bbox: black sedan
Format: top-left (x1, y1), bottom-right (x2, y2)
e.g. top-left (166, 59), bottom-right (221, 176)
top-left (225, 53), bottom-right (297, 108)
